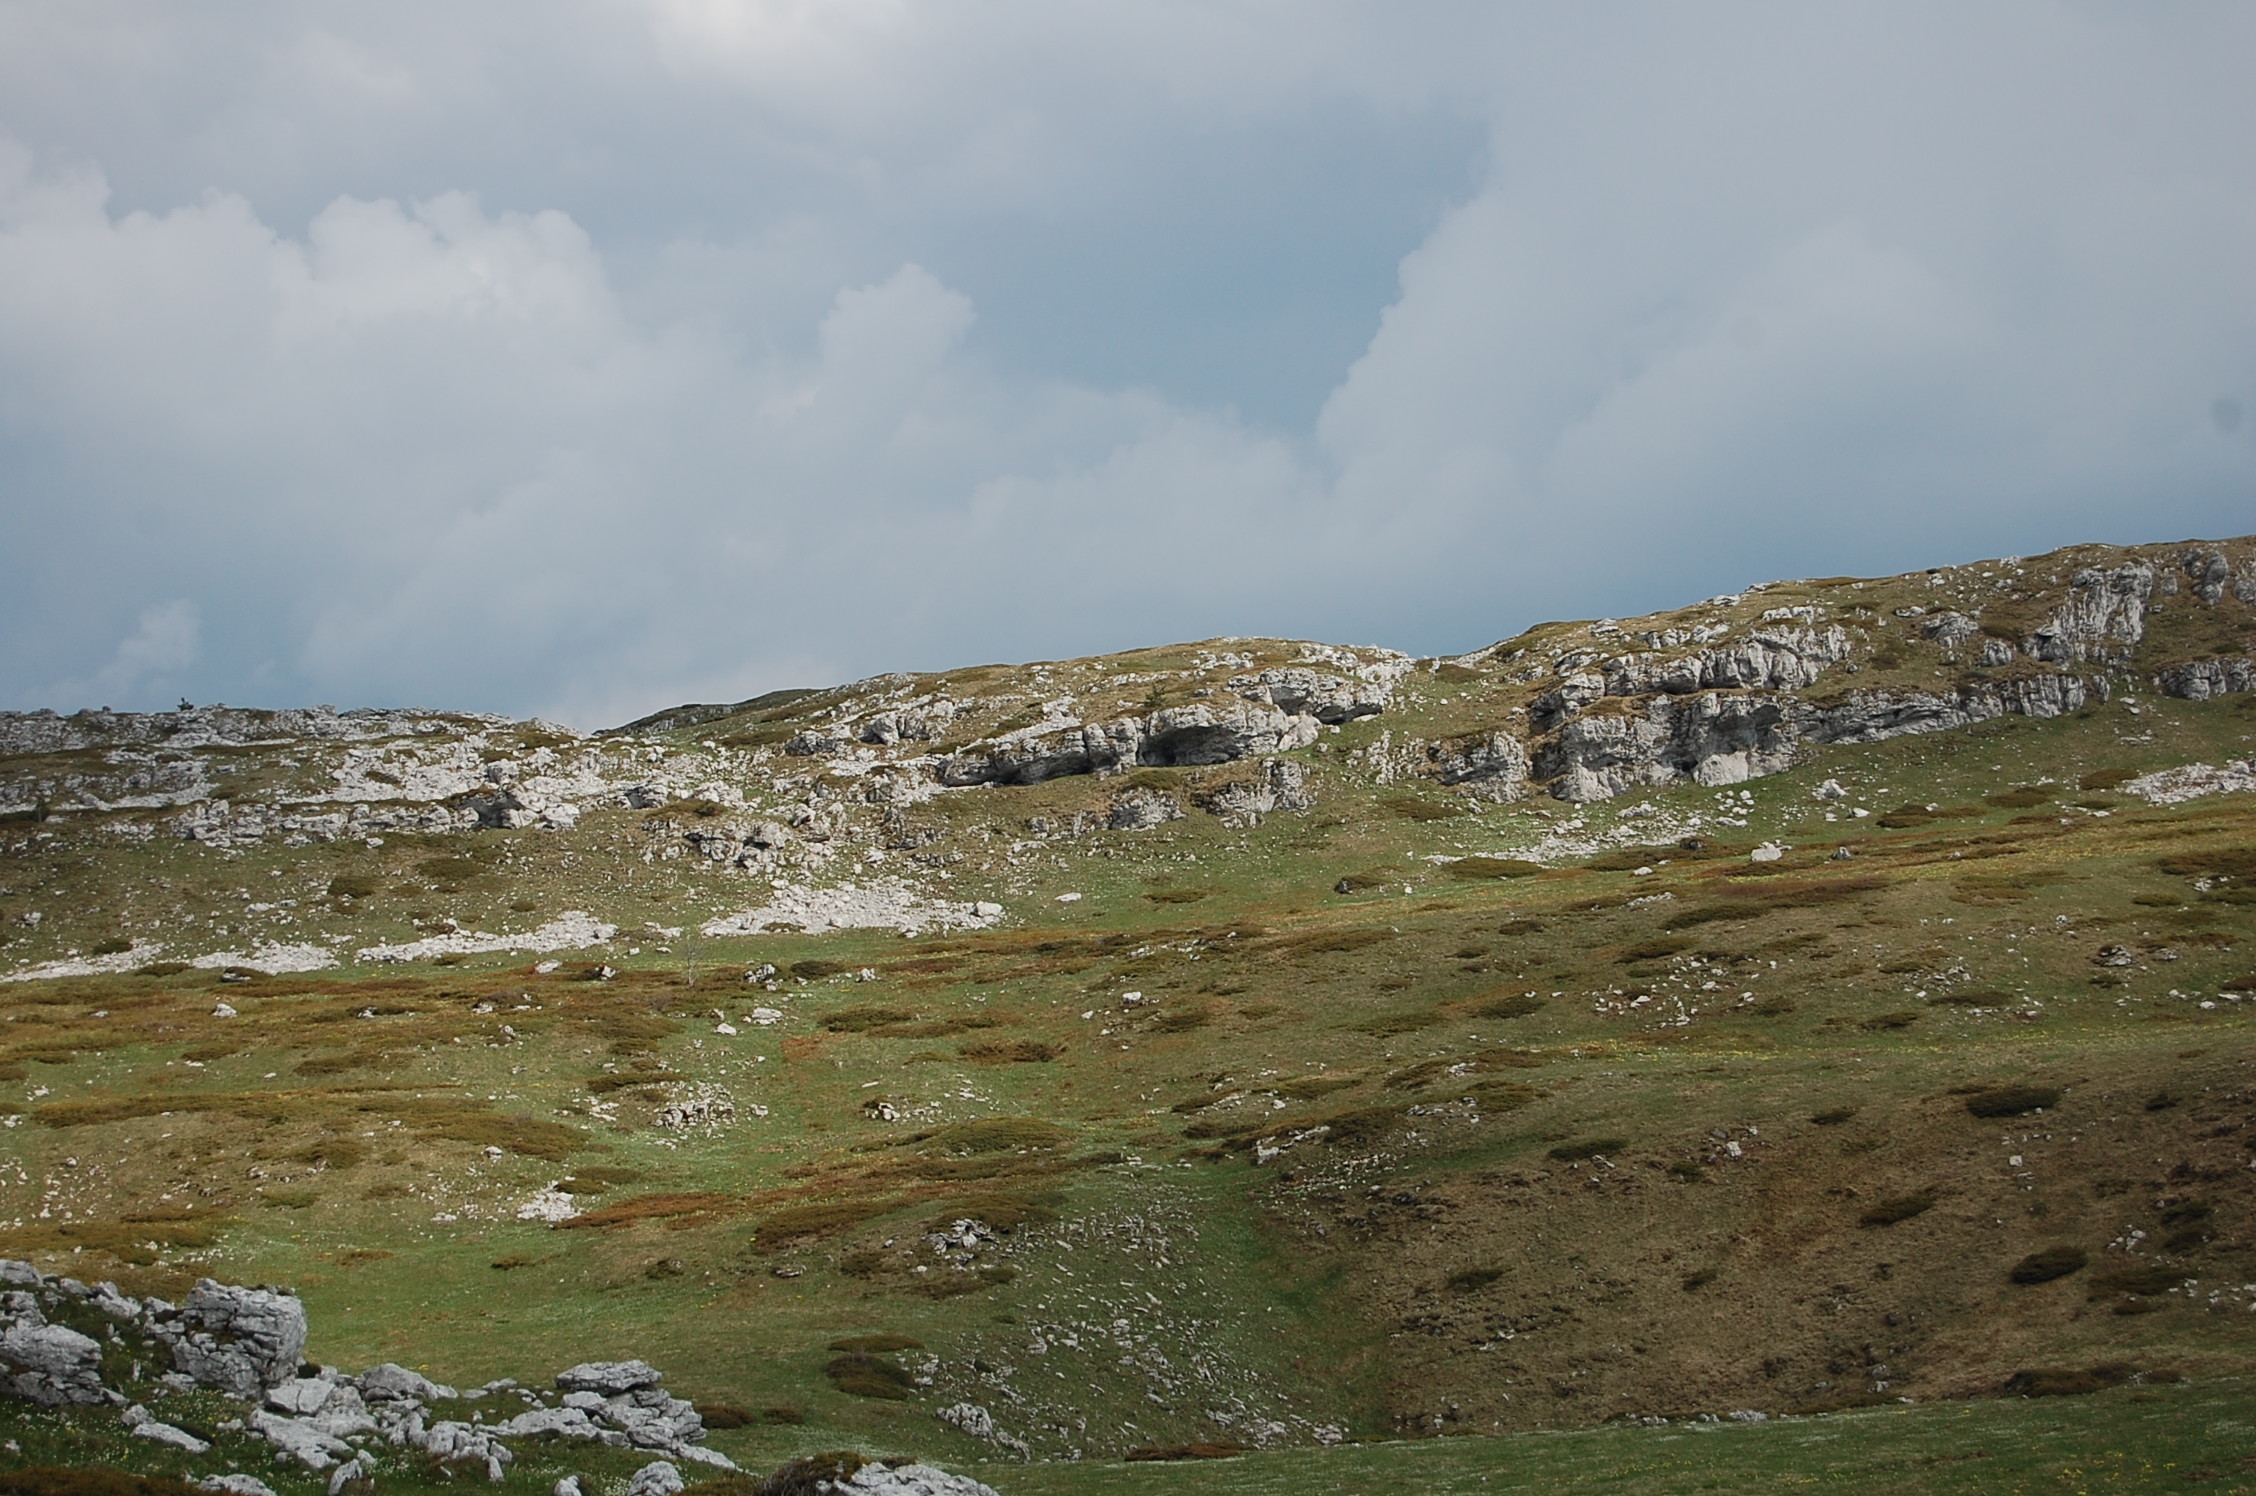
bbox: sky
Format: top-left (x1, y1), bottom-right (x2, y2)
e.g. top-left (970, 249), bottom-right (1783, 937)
top-left (1, 2), bottom-right (2251, 728)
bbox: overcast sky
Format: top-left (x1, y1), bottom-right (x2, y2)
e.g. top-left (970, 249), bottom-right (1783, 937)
top-left (2, 2), bottom-right (2250, 727)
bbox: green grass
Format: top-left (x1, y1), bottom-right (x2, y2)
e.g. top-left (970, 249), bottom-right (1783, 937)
top-left (3, 538), bottom-right (2255, 1481)
top-left (965, 1378), bottom-right (2256, 1495)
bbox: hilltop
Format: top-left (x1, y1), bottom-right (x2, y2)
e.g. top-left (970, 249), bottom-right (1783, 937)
top-left (0, 534), bottom-right (2252, 1492)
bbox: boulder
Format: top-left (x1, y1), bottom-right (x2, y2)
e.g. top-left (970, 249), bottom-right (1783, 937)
top-left (626, 1461), bottom-right (684, 1496)
top-left (170, 1280), bottom-right (308, 1398)
top-left (123, 1405), bottom-right (212, 1453)
top-left (197, 1477), bottom-right (280, 1496)
top-left (556, 1359), bottom-right (665, 1395)
top-left (266, 1377), bottom-right (337, 1415)
top-left (0, 1321), bottom-right (109, 1406)
top-left (358, 1361), bottom-right (454, 1402)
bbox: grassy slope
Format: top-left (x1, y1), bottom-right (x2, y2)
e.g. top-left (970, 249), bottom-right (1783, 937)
top-left (2, 539), bottom-right (2255, 1488)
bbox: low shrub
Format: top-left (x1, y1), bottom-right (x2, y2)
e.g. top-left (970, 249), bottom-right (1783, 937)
top-left (696, 1403), bottom-right (755, 1429)
top-left (328, 875), bottom-right (380, 900)
top-left (2001, 1363), bottom-right (2136, 1397)
top-left (2009, 1246), bottom-right (2089, 1284)
top-left (1124, 1444), bottom-right (1243, 1462)
top-left (1352, 1010), bottom-right (1443, 1037)
top-left (414, 1108), bottom-right (587, 1161)
top-left (2090, 1265), bottom-right (2180, 1297)
top-left (1470, 993), bottom-right (1545, 1020)
top-left (1810, 1107), bottom-right (1858, 1126)
top-left (1964, 1085), bottom-right (2061, 1118)
top-left (0, 1472), bottom-right (203, 1496)
top-left (925, 1118), bottom-right (1069, 1154)
top-left (1273, 1074), bottom-right (1361, 1100)
top-left (1449, 857), bottom-right (1546, 880)
top-left (1148, 1006), bottom-right (1213, 1034)
top-left (1929, 988), bottom-right (2012, 1007)
top-left (1547, 1137), bottom-right (1625, 1162)
top-left (959, 1039), bottom-right (1062, 1063)
top-left (2078, 767), bottom-right (2138, 790)
top-left (1144, 888), bottom-right (1213, 904)
top-left (1984, 787), bottom-right (2053, 809)
top-left (926, 1193), bottom-right (1060, 1233)
top-left (824, 1352), bottom-right (916, 1400)
top-left (1859, 1190), bottom-right (1937, 1227)
top-left (748, 1199), bottom-right (893, 1250)
top-left (587, 1071), bottom-right (687, 1093)
top-left (1333, 872), bottom-right (1395, 894)
top-left (1860, 1010), bottom-right (1920, 1031)
top-left (560, 1192), bottom-right (734, 1230)
top-left (2155, 847), bottom-right (2256, 880)
top-left (1262, 927), bottom-right (1395, 956)
top-left (1383, 795), bottom-right (1463, 822)
top-left (792, 960), bottom-right (851, 980)
top-left (822, 1006), bottom-right (919, 1033)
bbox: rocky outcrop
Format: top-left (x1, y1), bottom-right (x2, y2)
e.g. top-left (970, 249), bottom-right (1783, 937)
top-left (2025, 562), bottom-right (2154, 664)
top-left (1423, 730), bottom-right (1532, 799)
top-left (1597, 626), bottom-right (1853, 697)
top-left (1226, 668), bottom-right (1391, 723)
top-left (936, 701), bottom-right (1322, 786)
top-left (1532, 672), bottom-right (2099, 802)
top-left (2155, 657), bottom-right (2255, 700)
top-left (1201, 760), bottom-right (1316, 827)
top-left (1107, 787), bottom-right (1185, 830)
top-left (0, 1261), bottom-right (734, 1476)
top-left (934, 665), bottom-right (1394, 788)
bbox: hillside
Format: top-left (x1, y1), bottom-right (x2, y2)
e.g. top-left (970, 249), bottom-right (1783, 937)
top-left (1, 534), bottom-right (2253, 1491)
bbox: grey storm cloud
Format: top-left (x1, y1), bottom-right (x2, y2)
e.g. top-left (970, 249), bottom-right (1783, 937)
top-left (1, 1), bottom-right (2250, 726)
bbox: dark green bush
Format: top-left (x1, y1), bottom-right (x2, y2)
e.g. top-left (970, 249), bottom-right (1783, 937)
top-left (1860, 1190), bottom-right (1937, 1227)
top-left (2009, 1246), bottom-right (2088, 1284)
top-left (824, 1351), bottom-right (916, 1400)
top-left (0, 1472), bottom-right (201, 1496)
top-left (2001, 1364), bottom-right (2136, 1397)
top-left (1964, 1085), bottom-right (2061, 1118)
top-left (1471, 993), bottom-right (1545, 1020)
top-left (1449, 856), bottom-right (1545, 879)
top-left (1547, 1137), bottom-right (1625, 1162)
